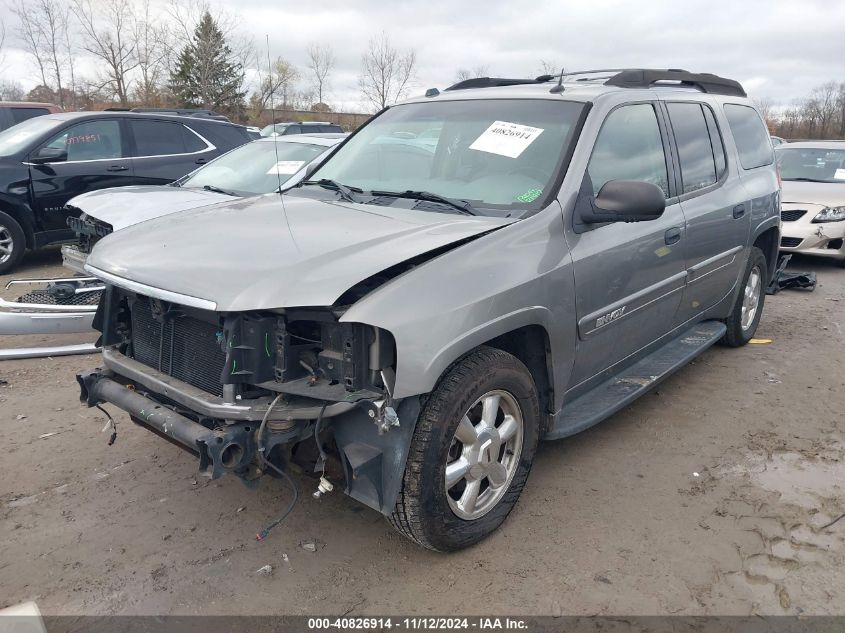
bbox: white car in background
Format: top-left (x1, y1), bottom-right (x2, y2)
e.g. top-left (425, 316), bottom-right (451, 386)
top-left (62, 133), bottom-right (346, 273)
top-left (776, 141), bottom-right (845, 265)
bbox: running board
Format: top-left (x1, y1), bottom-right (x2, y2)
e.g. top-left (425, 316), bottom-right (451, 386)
top-left (545, 320), bottom-right (726, 440)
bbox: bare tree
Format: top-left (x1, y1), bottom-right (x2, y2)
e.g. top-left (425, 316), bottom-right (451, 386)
top-left (752, 96), bottom-right (775, 128)
top-left (811, 81), bottom-right (839, 138)
top-left (251, 56), bottom-right (299, 117)
top-left (0, 79), bottom-right (25, 100)
top-left (838, 82), bottom-right (845, 137)
top-left (358, 32), bottom-right (416, 112)
top-left (307, 42), bottom-right (335, 106)
top-left (132, 0), bottom-right (169, 104)
top-left (11, 0), bottom-right (72, 106)
top-left (538, 60), bottom-right (562, 76)
top-left (72, 0), bottom-right (139, 106)
top-left (0, 19), bottom-right (6, 70)
top-left (454, 65), bottom-right (489, 83)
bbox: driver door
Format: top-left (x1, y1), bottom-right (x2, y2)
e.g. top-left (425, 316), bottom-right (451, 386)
top-left (28, 118), bottom-right (134, 233)
top-left (566, 102), bottom-right (687, 391)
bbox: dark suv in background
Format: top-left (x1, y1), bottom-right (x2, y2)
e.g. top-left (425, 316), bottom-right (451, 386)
top-left (0, 111), bottom-right (252, 273)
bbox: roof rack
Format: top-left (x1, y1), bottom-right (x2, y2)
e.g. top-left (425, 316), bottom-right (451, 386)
top-left (443, 68), bottom-right (746, 98)
top-left (444, 77), bottom-right (547, 91)
top-left (603, 69), bottom-right (746, 97)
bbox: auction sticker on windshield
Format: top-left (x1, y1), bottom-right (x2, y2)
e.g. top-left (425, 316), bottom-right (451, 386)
top-left (469, 121), bottom-right (544, 159)
top-left (267, 161), bottom-right (306, 175)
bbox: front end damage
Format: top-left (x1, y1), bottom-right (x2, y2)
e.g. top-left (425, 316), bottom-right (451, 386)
top-left (77, 285), bottom-right (419, 515)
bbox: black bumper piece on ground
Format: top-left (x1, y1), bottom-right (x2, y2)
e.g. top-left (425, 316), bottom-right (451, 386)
top-left (77, 369), bottom-right (258, 480)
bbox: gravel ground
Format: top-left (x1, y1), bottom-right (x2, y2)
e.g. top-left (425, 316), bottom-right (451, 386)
top-left (1, 248), bottom-right (843, 616)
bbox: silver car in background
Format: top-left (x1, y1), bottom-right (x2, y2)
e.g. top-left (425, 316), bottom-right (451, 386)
top-left (62, 133), bottom-right (347, 273)
top-left (777, 141), bottom-right (845, 264)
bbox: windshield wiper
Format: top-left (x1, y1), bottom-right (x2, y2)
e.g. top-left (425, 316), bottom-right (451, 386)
top-left (202, 184), bottom-right (238, 196)
top-left (370, 190), bottom-right (476, 215)
top-left (784, 177), bottom-right (831, 183)
top-left (300, 179), bottom-right (361, 203)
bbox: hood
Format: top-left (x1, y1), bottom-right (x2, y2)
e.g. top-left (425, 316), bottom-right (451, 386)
top-left (67, 185), bottom-right (234, 230)
top-left (780, 180), bottom-right (845, 207)
top-left (86, 194), bottom-right (515, 311)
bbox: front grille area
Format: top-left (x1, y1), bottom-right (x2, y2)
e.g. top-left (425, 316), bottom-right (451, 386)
top-left (130, 296), bottom-right (226, 396)
top-left (781, 237), bottom-right (803, 248)
top-left (781, 209), bottom-right (807, 222)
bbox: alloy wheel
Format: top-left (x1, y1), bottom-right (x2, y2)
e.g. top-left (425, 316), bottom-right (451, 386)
top-left (445, 390), bottom-right (524, 520)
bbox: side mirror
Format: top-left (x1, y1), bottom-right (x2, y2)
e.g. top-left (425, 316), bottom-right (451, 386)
top-left (30, 146), bottom-right (68, 164)
top-left (581, 180), bottom-right (666, 224)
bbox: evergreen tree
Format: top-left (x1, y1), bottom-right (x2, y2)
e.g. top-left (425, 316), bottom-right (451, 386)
top-left (169, 11), bottom-right (246, 117)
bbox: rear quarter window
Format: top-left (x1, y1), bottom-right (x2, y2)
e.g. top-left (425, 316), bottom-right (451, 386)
top-left (724, 104), bottom-right (773, 170)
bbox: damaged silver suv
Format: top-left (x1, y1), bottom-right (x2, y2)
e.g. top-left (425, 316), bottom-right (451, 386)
top-left (78, 69), bottom-right (780, 551)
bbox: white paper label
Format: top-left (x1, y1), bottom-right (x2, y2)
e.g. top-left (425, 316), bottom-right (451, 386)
top-left (469, 121), bottom-right (544, 159)
top-left (834, 168), bottom-right (845, 180)
top-left (267, 160), bottom-right (306, 175)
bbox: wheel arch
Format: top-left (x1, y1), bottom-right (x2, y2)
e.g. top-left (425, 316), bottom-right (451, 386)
top-left (482, 324), bottom-right (555, 432)
top-left (0, 197), bottom-right (36, 249)
top-left (752, 224), bottom-right (780, 280)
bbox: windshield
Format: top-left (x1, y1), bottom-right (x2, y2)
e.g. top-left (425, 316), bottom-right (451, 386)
top-left (181, 140), bottom-right (329, 194)
top-left (310, 99), bottom-right (585, 213)
top-left (777, 147), bottom-right (845, 183)
top-left (0, 116), bottom-right (62, 157)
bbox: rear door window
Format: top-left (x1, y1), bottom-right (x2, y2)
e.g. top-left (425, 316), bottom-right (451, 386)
top-left (11, 107), bottom-right (50, 124)
top-left (724, 104), bottom-right (773, 169)
top-left (588, 103), bottom-right (669, 197)
top-left (129, 119), bottom-right (188, 156)
top-left (666, 102), bottom-right (717, 194)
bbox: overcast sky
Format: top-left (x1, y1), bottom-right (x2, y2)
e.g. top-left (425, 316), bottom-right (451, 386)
top-left (2, 0), bottom-right (844, 111)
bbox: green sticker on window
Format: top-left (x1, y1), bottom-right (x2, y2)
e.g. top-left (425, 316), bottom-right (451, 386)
top-left (516, 188), bottom-right (543, 203)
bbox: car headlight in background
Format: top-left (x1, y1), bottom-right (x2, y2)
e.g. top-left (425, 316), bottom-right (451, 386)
top-left (812, 207), bottom-right (845, 223)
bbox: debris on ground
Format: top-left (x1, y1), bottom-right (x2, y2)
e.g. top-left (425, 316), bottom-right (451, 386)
top-left (38, 432), bottom-right (59, 439)
top-left (15, 414), bottom-right (26, 420)
top-left (749, 338), bottom-right (773, 345)
top-left (767, 255), bottom-right (817, 295)
top-left (300, 541), bottom-right (317, 552)
top-left (255, 565), bottom-right (273, 576)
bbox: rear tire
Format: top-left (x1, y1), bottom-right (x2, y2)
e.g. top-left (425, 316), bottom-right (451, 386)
top-left (389, 347), bottom-right (540, 551)
top-left (721, 247), bottom-right (767, 347)
top-left (0, 211), bottom-right (26, 275)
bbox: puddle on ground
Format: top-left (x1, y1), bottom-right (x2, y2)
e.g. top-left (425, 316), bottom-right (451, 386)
top-left (752, 451), bottom-right (845, 508)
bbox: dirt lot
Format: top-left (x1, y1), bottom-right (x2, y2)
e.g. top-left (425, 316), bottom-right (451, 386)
top-left (1, 248), bottom-right (843, 616)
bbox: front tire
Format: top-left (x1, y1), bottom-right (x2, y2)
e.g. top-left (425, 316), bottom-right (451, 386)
top-left (721, 247), bottom-right (767, 347)
top-left (389, 347), bottom-right (540, 551)
top-left (0, 211), bottom-right (26, 275)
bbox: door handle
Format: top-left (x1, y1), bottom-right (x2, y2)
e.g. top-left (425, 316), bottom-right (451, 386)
top-left (664, 227), bottom-right (682, 245)
top-left (733, 204), bottom-right (746, 219)
top-left (106, 165), bottom-right (128, 172)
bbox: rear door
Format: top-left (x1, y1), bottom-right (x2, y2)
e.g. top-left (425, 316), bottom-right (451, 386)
top-left (127, 118), bottom-right (215, 185)
top-left (566, 102), bottom-right (688, 388)
top-left (28, 117), bottom-right (134, 233)
top-left (664, 100), bottom-right (749, 322)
